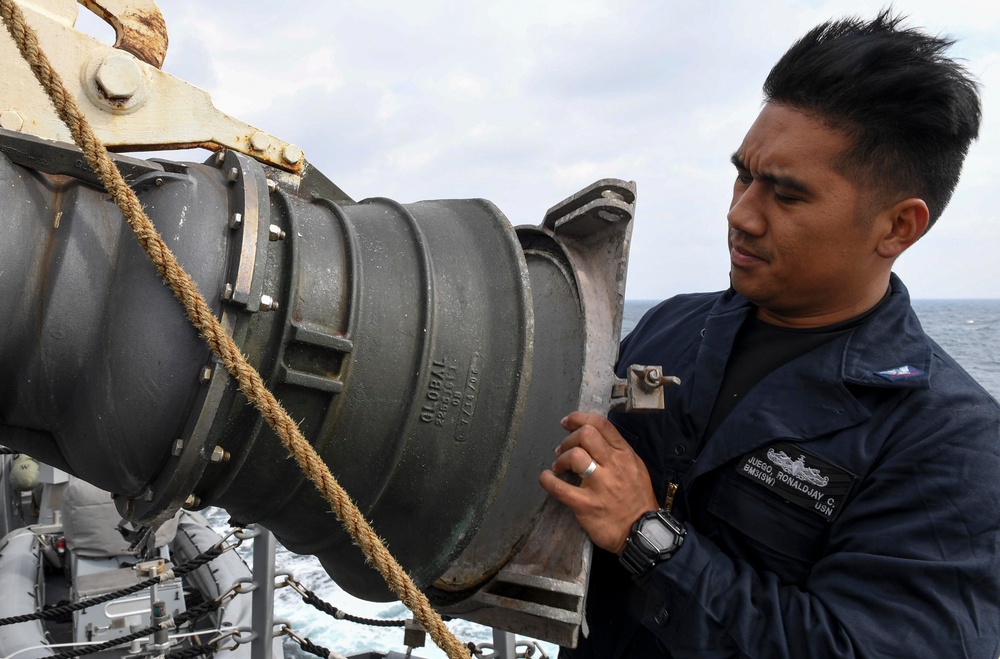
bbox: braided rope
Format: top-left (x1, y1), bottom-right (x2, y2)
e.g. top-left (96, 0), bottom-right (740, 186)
top-left (300, 588), bottom-right (407, 628)
top-left (43, 598), bottom-right (221, 659)
top-left (0, 545), bottom-right (222, 626)
top-left (0, 3), bottom-right (467, 657)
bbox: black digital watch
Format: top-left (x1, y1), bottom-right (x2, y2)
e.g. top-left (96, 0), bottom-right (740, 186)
top-left (619, 508), bottom-right (686, 577)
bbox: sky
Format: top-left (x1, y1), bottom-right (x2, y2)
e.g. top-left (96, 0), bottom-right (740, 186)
top-left (77, 1), bottom-right (1000, 302)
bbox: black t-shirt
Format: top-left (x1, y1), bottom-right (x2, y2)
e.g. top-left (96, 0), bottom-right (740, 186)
top-left (704, 294), bottom-right (889, 441)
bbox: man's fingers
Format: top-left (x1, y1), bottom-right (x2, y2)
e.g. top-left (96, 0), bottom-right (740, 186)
top-left (551, 446), bottom-right (599, 478)
top-left (539, 469), bottom-right (592, 508)
top-left (561, 410), bottom-right (613, 432)
top-left (557, 412), bottom-right (631, 458)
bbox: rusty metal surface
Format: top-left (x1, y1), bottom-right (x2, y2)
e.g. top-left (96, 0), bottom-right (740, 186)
top-left (609, 364), bottom-right (681, 413)
top-left (0, 0), bottom-right (306, 174)
top-left (79, 0), bottom-right (168, 68)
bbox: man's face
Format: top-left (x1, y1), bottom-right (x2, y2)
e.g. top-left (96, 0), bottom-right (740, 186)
top-left (728, 102), bottom-right (892, 327)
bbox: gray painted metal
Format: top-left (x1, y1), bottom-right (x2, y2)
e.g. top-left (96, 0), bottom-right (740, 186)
top-left (0, 530), bottom-right (50, 659)
top-left (0, 129), bottom-right (634, 646)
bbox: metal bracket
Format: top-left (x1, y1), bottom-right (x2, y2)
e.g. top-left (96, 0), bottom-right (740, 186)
top-left (1, 0), bottom-right (304, 172)
top-left (542, 179), bottom-right (635, 238)
top-left (609, 364), bottom-right (681, 413)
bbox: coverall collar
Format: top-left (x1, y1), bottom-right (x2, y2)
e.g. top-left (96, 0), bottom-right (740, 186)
top-left (687, 273), bottom-right (933, 481)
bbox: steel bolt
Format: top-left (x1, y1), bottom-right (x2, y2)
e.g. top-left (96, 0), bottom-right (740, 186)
top-left (267, 179), bottom-right (278, 194)
top-left (0, 110), bottom-right (24, 131)
top-left (199, 365), bottom-right (213, 382)
top-left (184, 494), bottom-right (201, 508)
top-left (250, 132), bottom-right (271, 152)
top-left (259, 295), bottom-right (279, 312)
top-left (209, 446), bottom-right (230, 463)
top-left (154, 177), bottom-right (164, 187)
top-left (282, 144), bottom-right (302, 165)
top-left (143, 487), bottom-right (155, 502)
top-left (221, 283), bottom-right (234, 301)
top-left (172, 439), bottom-right (185, 456)
top-left (95, 53), bottom-right (143, 101)
top-left (215, 151), bottom-right (226, 166)
top-left (229, 212), bottom-right (243, 229)
top-left (268, 224), bottom-right (286, 241)
top-left (227, 167), bottom-right (239, 184)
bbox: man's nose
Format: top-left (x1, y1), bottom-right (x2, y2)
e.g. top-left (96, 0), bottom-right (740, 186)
top-left (727, 184), bottom-right (767, 236)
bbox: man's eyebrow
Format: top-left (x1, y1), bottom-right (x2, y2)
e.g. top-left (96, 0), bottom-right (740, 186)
top-left (730, 152), bottom-right (813, 196)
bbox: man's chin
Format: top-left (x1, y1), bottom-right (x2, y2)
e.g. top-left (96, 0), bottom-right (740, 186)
top-left (730, 272), bottom-right (771, 306)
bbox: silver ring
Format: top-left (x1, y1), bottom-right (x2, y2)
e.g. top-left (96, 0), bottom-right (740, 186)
top-left (580, 459), bottom-right (598, 479)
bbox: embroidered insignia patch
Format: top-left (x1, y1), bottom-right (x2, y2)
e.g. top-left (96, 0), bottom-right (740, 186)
top-left (736, 441), bottom-right (857, 521)
top-left (874, 365), bottom-right (926, 381)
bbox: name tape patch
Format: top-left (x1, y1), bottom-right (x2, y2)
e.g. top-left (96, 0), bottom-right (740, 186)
top-left (736, 441), bottom-right (856, 521)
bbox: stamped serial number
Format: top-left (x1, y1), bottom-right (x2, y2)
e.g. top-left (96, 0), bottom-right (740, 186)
top-left (419, 352), bottom-right (482, 442)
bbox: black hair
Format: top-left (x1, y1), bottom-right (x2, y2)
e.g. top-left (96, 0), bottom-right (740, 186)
top-left (763, 9), bottom-right (981, 231)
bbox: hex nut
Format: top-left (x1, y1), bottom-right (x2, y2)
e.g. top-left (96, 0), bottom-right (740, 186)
top-left (259, 295), bottom-right (279, 312)
top-left (282, 144), bottom-right (302, 165)
top-left (0, 110), bottom-right (24, 131)
top-left (250, 132), bottom-right (271, 151)
top-left (95, 53), bottom-right (143, 100)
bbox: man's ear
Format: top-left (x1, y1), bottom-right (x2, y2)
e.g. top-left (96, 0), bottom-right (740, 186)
top-left (876, 198), bottom-right (930, 259)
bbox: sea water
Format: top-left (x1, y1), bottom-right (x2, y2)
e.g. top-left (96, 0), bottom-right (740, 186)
top-left (214, 298), bottom-right (1000, 659)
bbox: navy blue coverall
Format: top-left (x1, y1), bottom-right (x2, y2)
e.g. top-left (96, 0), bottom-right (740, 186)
top-left (564, 275), bottom-right (1000, 658)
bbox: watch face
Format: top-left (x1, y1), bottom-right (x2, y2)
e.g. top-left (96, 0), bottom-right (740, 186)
top-left (639, 516), bottom-right (677, 550)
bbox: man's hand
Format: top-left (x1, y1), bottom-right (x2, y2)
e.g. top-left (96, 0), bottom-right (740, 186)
top-left (539, 411), bottom-right (659, 555)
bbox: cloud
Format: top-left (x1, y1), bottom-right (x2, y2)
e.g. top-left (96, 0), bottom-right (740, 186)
top-left (117, 0), bottom-right (999, 299)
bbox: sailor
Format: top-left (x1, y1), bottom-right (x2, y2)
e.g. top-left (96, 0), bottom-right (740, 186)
top-left (540, 10), bottom-right (1000, 658)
